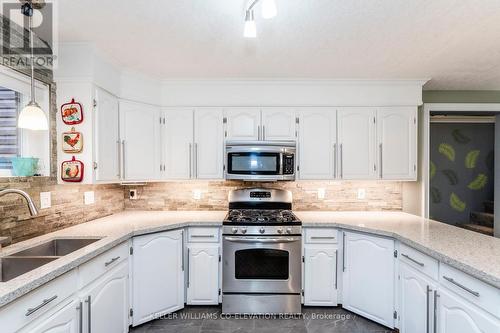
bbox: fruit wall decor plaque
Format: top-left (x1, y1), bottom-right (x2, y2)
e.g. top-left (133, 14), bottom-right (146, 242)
top-left (61, 98), bottom-right (83, 125)
top-left (61, 156), bottom-right (84, 182)
top-left (62, 127), bottom-right (83, 153)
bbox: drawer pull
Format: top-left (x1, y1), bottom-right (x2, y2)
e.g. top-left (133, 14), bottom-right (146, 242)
top-left (104, 256), bottom-right (120, 267)
top-left (190, 235), bottom-right (215, 238)
top-left (401, 253), bottom-right (425, 267)
top-left (26, 295), bottom-right (58, 316)
top-left (443, 276), bottom-right (480, 297)
top-left (310, 236), bottom-right (336, 240)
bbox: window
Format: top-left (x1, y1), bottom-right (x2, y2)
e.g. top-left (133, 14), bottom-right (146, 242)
top-left (0, 86), bottom-right (20, 171)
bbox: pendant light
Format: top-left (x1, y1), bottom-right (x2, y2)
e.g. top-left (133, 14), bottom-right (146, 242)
top-left (243, 0), bottom-right (278, 38)
top-left (18, 1), bottom-right (48, 131)
top-left (243, 10), bottom-right (257, 38)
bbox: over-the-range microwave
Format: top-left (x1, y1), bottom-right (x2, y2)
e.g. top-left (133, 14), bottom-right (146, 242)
top-left (225, 141), bottom-right (296, 181)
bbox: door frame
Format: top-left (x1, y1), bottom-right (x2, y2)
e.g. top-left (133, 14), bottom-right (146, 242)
top-left (422, 103), bottom-right (500, 218)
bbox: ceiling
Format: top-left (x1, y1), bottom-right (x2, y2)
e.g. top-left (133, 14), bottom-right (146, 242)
top-left (58, 0), bottom-right (500, 90)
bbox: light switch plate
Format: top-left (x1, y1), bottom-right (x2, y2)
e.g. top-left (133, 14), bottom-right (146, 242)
top-left (357, 188), bottom-right (366, 200)
top-left (317, 188), bottom-right (326, 200)
top-left (193, 189), bottom-right (202, 200)
top-left (84, 191), bottom-right (95, 205)
top-left (40, 192), bottom-right (51, 209)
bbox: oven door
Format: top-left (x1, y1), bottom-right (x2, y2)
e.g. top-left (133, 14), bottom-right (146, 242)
top-left (222, 235), bottom-right (301, 294)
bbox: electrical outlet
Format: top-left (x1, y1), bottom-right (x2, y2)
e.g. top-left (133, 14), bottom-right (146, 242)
top-left (129, 189), bottom-right (137, 200)
top-left (357, 188), bottom-right (366, 200)
top-left (84, 191), bottom-right (95, 205)
top-left (193, 189), bottom-right (202, 200)
top-left (317, 188), bottom-right (326, 200)
top-left (40, 192), bottom-right (51, 209)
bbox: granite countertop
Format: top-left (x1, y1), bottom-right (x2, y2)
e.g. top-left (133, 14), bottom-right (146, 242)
top-left (0, 210), bottom-right (499, 308)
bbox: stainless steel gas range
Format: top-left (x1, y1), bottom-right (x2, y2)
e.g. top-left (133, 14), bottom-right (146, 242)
top-left (222, 188), bottom-right (302, 314)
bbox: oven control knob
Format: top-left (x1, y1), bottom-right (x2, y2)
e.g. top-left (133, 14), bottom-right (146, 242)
top-left (277, 228), bottom-right (283, 234)
top-left (286, 228), bottom-right (292, 234)
top-left (231, 227), bottom-right (238, 234)
top-left (259, 227), bottom-right (265, 234)
top-left (241, 227), bottom-right (247, 234)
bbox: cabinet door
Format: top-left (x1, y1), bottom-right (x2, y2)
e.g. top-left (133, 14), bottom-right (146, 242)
top-left (377, 107), bottom-right (417, 180)
top-left (298, 108), bottom-right (337, 179)
top-left (400, 263), bottom-right (435, 333)
top-left (194, 109), bottom-right (224, 179)
top-left (94, 87), bottom-right (120, 182)
top-left (120, 101), bottom-right (161, 181)
top-left (84, 261), bottom-right (129, 333)
top-left (303, 245), bottom-right (338, 306)
top-left (164, 109), bottom-right (194, 179)
top-left (225, 108), bottom-right (261, 141)
top-left (342, 231), bottom-right (395, 328)
top-left (338, 108), bottom-right (377, 179)
top-left (132, 230), bottom-right (184, 326)
top-left (187, 244), bottom-right (220, 305)
top-left (22, 299), bottom-right (79, 333)
top-left (437, 289), bottom-right (500, 333)
top-left (261, 108), bottom-right (296, 141)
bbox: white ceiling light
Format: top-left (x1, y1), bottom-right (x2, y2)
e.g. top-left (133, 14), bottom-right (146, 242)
top-left (261, 0), bottom-right (277, 19)
top-left (243, 10), bottom-right (257, 38)
top-left (18, 1), bottom-right (48, 131)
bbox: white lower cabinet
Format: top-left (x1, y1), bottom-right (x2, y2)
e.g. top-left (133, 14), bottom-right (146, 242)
top-left (342, 231), bottom-right (395, 328)
top-left (399, 263), bottom-right (437, 333)
top-left (303, 245), bottom-right (338, 306)
top-left (22, 298), bottom-right (81, 333)
top-left (131, 230), bottom-right (184, 326)
top-left (187, 243), bottom-right (220, 305)
top-left (436, 289), bottom-right (500, 333)
top-left (81, 260), bottom-right (129, 333)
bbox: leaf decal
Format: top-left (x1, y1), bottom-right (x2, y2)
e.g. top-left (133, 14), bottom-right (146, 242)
top-left (468, 173), bottom-right (488, 190)
top-left (441, 169), bottom-right (458, 185)
top-left (438, 143), bottom-right (455, 161)
top-left (451, 129), bottom-right (471, 144)
top-left (430, 161), bottom-right (436, 179)
top-left (465, 150), bottom-right (480, 169)
top-left (449, 192), bottom-right (466, 212)
top-left (485, 150), bottom-right (494, 172)
top-left (430, 187), bottom-right (441, 204)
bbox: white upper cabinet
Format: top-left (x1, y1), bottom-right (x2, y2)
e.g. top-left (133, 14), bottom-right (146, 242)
top-left (399, 263), bottom-right (436, 333)
top-left (261, 108), bottom-right (296, 141)
top-left (224, 108), bottom-right (261, 141)
top-left (119, 100), bottom-right (161, 181)
top-left (132, 230), bottom-right (184, 326)
top-left (163, 109), bottom-right (194, 179)
top-left (298, 108), bottom-right (337, 179)
top-left (303, 245), bottom-right (338, 306)
top-left (377, 107), bottom-right (417, 180)
top-left (436, 289), bottom-right (500, 333)
top-left (338, 108), bottom-right (377, 179)
top-left (94, 87), bottom-right (120, 182)
top-left (194, 109), bottom-right (224, 179)
top-left (187, 243), bottom-right (220, 305)
top-left (342, 231), bottom-right (395, 328)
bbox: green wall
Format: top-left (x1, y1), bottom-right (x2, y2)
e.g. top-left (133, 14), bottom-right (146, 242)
top-left (423, 90), bottom-right (500, 103)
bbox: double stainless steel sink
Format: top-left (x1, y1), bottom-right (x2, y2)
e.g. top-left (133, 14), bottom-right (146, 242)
top-left (0, 238), bottom-right (101, 282)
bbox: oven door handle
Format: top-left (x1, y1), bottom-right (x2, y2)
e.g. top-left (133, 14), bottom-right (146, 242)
top-left (224, 236), bottom-right (301, 243)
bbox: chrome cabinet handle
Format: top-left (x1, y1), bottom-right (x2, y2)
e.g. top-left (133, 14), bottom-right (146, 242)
top-left (195, 143), bottom-right (198, 178)
top-left (263, 126), bottom-right (266, 140)
top-left (26, 295), bottom-right (58, 316)
top-left (426, 286), bottom-right (432, 333)
top-left (85, 296), bottom-right (91, 333)
top-left (342, 232), bottom-right (346, 272)
top-left (443, 276), bottom-right (480, 297)
top-left (121, 140), bottom-right (126, 179)
top-left (401, 253), bottom-right (425, 267)
top-left (181, 230), bottom-right (184, 271)
top-left (187, 248), bottom-right (190, 288)
top-left (224, 236), bottom-right (300, 243)
top-left (433, 291), bottom-right (439, 333)
top-left (188, 143), bottom-right (192, 178)
top-left (379, 143), bottom-right (383, 178)
top-left (104, 256), bottom-right (120, 267)
top-left (335, 250), bottom-right (338, 289)
top-left (191, 235), bottom-right (215, 238)
top-left (116, 140), bottom-right (121, 178)
top-left (340, 144), bottom-right (343, 178)
top-left (257, 125), bottom-right (261, 140)
top-left (310, 236), bottom-right (336, 240)
top-left (77, 301), bottom-right (83, 333)
top-left (333, 143), bottom-right (337, 178)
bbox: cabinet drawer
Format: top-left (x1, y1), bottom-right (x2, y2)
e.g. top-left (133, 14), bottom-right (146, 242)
top-left (440, 263), bottom-right (500, 318)
top-left (1, 269), bottom-right (77, 333)
top-left (399, 243), bottom-right (438, 280)
top-left (304, 228), bottom-right (338, 244)
top-left (78, 241), bottom-right (129, 288)
top-left (188, 227), bottom-right (220, 243)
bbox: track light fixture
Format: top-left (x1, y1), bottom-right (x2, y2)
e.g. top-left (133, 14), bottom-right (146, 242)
top-left (243, 0), bottom-right (277, 38)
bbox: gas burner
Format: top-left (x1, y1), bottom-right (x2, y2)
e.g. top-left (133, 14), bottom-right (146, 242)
top-left (224, 209), bottom-right (301, 226)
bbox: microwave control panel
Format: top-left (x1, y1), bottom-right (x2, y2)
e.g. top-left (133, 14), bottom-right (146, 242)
top-left (283, 155), bottom-right (295, 174)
